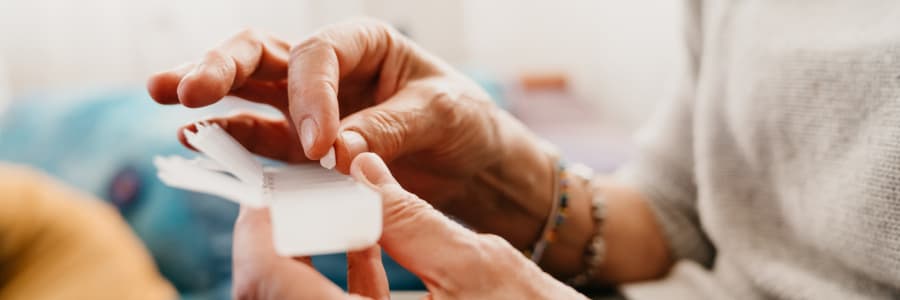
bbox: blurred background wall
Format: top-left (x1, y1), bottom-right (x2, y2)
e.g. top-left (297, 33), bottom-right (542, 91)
top-left (0, 0), bottom-right (678, 131)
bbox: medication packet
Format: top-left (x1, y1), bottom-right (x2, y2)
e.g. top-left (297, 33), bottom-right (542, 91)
top-left (154, 122), bottom-right (381, 256)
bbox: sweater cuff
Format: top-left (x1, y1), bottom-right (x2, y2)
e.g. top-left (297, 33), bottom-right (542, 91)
top-left (614, 156), bottom-right (715, 267)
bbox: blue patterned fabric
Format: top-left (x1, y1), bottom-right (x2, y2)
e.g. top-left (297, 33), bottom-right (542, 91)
top-left (0, 88), bottom-right (423, 299)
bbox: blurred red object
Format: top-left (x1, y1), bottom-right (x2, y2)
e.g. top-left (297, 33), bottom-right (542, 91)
top-left (505, 79), bottom-right (632, 172)
top-left (518, 71), bottom-right (569, 91)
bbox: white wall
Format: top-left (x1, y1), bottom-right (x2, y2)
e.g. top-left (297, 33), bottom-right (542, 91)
top-left (0, 0), bottom-right (678, 129)
top-left (0, 57), bottom-right (8, 115)
top-left (462, 0), bottom-right (679, 128)
top-left (366, 0), bottom-right (466, 64)
top-left (0, 0), bottom-right (314, 93)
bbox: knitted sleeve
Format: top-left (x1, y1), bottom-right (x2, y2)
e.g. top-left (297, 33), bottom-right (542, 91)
top-left (615, 0), bottom-right (715, 266)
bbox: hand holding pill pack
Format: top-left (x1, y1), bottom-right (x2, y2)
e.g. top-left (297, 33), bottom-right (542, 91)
top-left (154, 122), bottom-right (381, 256)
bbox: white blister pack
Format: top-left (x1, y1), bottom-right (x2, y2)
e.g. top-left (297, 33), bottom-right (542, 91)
top-left (153, 122), bottom-right (381, 257)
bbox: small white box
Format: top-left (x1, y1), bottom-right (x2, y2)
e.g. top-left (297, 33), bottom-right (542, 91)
top-left (154, 122), bottom-right (382, 257)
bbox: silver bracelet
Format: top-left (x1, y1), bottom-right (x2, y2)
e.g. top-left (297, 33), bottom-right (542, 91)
top-left (567, 170), bottom-right (606, 287)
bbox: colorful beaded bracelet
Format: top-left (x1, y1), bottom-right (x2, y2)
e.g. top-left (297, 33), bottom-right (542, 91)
top-left (525, 161), bottom-right (570, 263)
top-left (567, 178), bottom-right (605, 287)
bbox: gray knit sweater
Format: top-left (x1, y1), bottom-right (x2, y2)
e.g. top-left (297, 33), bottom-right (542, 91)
top-left (616, 1), bottom-right (900, 299)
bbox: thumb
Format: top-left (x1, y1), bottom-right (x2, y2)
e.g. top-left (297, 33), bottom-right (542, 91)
top-left (350, 153), bottom-right (484, 288)
top-left (334, 88), bottom-right (438, 172)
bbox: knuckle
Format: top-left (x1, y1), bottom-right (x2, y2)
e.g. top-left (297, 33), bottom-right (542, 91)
top-left (314, 78), bottom-right (339, 97)
top-left (202, 50), bottom-right (234, 76)
top-left (477, 233), bottom-right (521, 268)
top-left (290, 34), bottom-right (333, 58)
top-left (234, 28), bottom-right (265, 53)
top-left (289, 79), bottom-right (339, 121)
top-left (201, 49), bottom-right (233, 80)
top-left (424, 85), bottom-right (486, 144)
top-left (381, 187), bottom-right (431, 218)
top-left (291, 19), bottom-right (397, 57)
top-left (357, 109), bottom-right (410, 157)
top-left (422, 81), bottom-right (503, 154)
top-left (294, 78), bottom-right (336, 99)
top-left (429, 88), bottom-right (465, 127)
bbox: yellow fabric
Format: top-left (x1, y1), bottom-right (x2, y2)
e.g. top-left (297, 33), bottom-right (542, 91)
top-left (0, 163), bottom-right (175, 300)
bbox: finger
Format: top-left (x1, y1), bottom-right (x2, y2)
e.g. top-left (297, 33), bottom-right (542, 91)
top-left (350, 153), bottom-right (484, 287)
top-left (347, 246), bottom-right (389, 300)
top-left (178, 113), bottom-right (308, 163)
top-left (232, 207), bottom-right (347, 299)
top-left (176, 30), bottom-right (290, 108)
top-left (229, 79), bottom-right (290, 116)
top-left (287, 20), bottom-right (400, 160)
top-left (332, 87), bottom-right (438, 173)
top-left (147, 63), bottom-right (196, 104)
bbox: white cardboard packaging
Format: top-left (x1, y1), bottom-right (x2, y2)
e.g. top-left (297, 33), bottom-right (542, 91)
top-left (154, 123), bottom-right (382, 256)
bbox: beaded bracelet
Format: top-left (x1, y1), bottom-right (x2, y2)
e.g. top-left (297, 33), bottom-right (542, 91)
top-left (567, 175), bottom-right (606, 287)
top-left (524, 161), bottom-right (568, 263)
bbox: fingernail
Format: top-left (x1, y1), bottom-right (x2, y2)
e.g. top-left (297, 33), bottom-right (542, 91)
top-left (176, 66), bottom-right (200, 103)
top-left (320, 147), bottom-right (336, 169)
top-left (340, 130), bottom-right (369, 157)
top-left (300, 118), bottom-right (318, 156)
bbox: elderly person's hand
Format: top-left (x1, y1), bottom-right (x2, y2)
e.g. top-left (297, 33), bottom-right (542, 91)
top-left (148, 20), bottom-right (670, 284)
top-left (232, 153), bottom-right (585, 299)
top-left (147, 19), bottom-right (574, 267)
top-left (148, 19), bottom-right (673, 285)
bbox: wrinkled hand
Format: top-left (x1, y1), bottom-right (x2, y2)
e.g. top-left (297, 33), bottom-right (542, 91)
top-left (232, 153), bottom-right (585, 300)
top-left (148, 19), bottom-right (555, 248)
top-left (147, 19), bottom-right (500, 204)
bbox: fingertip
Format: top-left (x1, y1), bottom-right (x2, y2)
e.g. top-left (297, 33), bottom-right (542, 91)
top-left (177, 67), bottom-right (229, 108)
top-left (319, 147), bottom-right (337, 169)
top-left (334, 146), bottom-right (353, 174)
top-left (297, 116), bottom-right (339, 160)
top-left (349, 152), bottom-right (376, 177)
top-left (299, 118), bottom-right (319, 158)
top-left (147, 71), bottom-right (182, 104)
top-left (177, 133), bottom-right (192, 150)
top-left (334, 130), bottom-right (369, 174)
top-left (350, 152), bottom-right (396, 188)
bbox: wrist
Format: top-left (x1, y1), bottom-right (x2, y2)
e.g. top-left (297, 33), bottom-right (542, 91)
top-left (538, 167), bottom-right (596, 277)
top-left (472, 109), bottom-right (597, 278)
